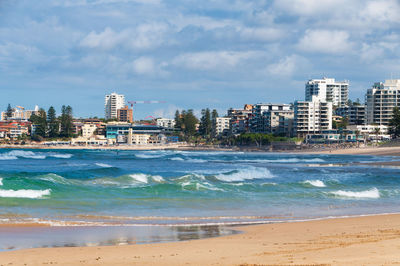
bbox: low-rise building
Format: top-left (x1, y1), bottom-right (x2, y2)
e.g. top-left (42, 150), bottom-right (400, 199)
top-left (117, 106), bottom-right (133, 123)
top-left (82, 124), bottom-right (97, 138)
top-left (156, 118), bottom-right (176, 128)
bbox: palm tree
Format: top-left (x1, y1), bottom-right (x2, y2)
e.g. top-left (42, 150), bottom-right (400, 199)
top-left (373, 127), bottom-right (380, 143)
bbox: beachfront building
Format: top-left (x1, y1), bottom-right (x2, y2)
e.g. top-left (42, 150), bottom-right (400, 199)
top-left (117, 105), bottom-right (133, 123)
top-left (105, 92), bottom-right (125, 120)
top-left (294, 99), bottom-right (333, 137)
top-left (212, 117), bottom-right (231, 137)
top-left (1, 105), bottom-right (40, 121)
top-left (335, 105), bottom-right (366, 125)
top-left (82, 124), bottom-right (97, 138)
top-left (156, 118), bottom-right (176, 129)
top-left (366, 79), bottom-right (400, 126)
top-left (227, 105), bottom-right (253, 135)
top-left (250, 103), bottom-right (294, 136)
top-left (305, 78), bottom-right (349, 107)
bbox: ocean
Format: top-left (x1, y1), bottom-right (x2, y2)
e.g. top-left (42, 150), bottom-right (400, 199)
top-left (0, 149), bottom-right (399, 250)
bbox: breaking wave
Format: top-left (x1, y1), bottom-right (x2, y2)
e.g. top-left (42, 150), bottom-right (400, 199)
top-left (0, 189), bottom-right (51, 199)
top-left (95, 163), bottom-right (113, 168)
top-left (0, 178), bottom-right (2, 186)
top-left (0, 150), bottom-right (72, 160)
top-left (214, 167), bottom-right (274, 182)
top-left (303, 180), bottom-right (326, 187)
top-left (330, 188), bottom-right (380, 199)
top-left (130, 174), bottom-right (165, 184)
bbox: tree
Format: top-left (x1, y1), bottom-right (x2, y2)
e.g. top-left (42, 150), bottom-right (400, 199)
top-left (6, 104), bottom-right (13, 120)
top-left (373, 127), bottom-right (381, 142)
top-left (389, 107), bottom-right (400, 138)
top-left (174, 110), bottom-right (182, 129)
top-left (47, 106), bottom-right (59, 138)
top-left (337, 117), bottom-right (348, 129)
top-left (30, 108), bottom-right (47, 138)
top-left (199, 108), bottom-right (211, 137)
top-left (60, 105), bottom-right (74, 138)
top-left (182, 109), bottom-right (198, 136)
top-left (211, 109), bottom-right (218, 120)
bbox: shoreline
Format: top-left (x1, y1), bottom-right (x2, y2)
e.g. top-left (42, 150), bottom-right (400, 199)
top-left (2, 213), bottom-right (400, 265)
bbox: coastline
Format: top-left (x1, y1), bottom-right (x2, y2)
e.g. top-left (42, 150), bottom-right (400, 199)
top-left (2, 214), bottom-right (400, 265)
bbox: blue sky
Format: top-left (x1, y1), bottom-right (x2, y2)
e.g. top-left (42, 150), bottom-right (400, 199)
top-left (1, 0), bottom-right (399, 119)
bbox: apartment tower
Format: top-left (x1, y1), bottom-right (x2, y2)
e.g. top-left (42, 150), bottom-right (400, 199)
top-left (105, 92), bottom-right (125, 120)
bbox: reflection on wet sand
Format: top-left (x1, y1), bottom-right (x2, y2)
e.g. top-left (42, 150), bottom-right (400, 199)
top-left (0, 225), bottom-right (237, 251)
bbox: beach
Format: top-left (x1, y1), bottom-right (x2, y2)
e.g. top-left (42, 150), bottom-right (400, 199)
top-left (1, 214), bottom-right (400, 265)
top-left (1, 148), bottom-right (400, 265)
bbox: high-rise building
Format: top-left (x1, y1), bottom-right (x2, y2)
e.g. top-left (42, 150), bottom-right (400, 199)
top-left (305, 78), bottom-right (349, 107)
top-left (366, 79), bottom-right (400, 126)
top-left (294, 99), bottom-right (333, 137)
top-left (117, 105), bottom-right (133, 123)
top-left (105, 93), bottom-right (125, 120)
top-left (335, 105), bottom-right (366, 125)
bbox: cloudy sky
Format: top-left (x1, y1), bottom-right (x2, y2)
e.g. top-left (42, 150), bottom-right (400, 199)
top-left (0, 0), bottom-right (399, 118)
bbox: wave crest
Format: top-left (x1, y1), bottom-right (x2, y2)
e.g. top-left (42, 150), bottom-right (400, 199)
top-left (303, 180), bottom-right (326, 187)
top-left (0, 189), bottom-right (51, 199)
top-left (214, 167), bottom-right (274, 182)
top-left (330, 188), bottom-right (380, 199)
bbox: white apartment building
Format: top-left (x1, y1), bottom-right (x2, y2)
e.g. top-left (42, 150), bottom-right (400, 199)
top-left (130, 134), bottom-right (151, 145)
top-left (366, 79), bottom-right (400, 126)
top-left (82, 124), bottom-right (97, 138)
top-left (294, 98), bottom-right (333, 137)
top-left (305, 78), bottom-right (349, 107)
top-left (213, 117), bottom-right (231, 136)
top-left (105, 92), bottom-right (125, 120)
top-left (156, 118), bottom-right (176, 128)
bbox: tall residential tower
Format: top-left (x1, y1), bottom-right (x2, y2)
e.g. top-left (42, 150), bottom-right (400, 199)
top-left (105, 92), bottom-right (125, 120)
top-left (305, 78), bottom-right (349, 107)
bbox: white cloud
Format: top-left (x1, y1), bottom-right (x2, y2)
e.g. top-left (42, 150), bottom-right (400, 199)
top-left (274, 0), bottom-right (347, 15)
top-left (238, 27), bottom-right (285, 42)
top-left (172, 51), bottom-right (259, 71)
top-left (80, 23), bottom-right (169, 51)
top-left (266, 55), bottom-right (307, 77)
top-left (297, 29), bottom-right (353, 54)
top-left (132, 57), bottom-right (155, 75)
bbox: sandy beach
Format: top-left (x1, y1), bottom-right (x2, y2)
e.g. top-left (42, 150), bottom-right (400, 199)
top-left (1, 214), bottom-right (400, 265)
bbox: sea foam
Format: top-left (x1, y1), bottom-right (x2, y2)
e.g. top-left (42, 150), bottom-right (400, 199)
top-left (304, 180), bottom-right (326, 187)
top-left (215, 167), bottom-right (274, 182)
top-left (330, 188), bottom-right (380, 199)
top-left (95, 163), bottom-right (113, 168)
top-left (0, 178), bottom-right (2, 186)
top-left (130, 174), bottom-right (165, 183)
top-left (0, 189), bottom-right (51, 199)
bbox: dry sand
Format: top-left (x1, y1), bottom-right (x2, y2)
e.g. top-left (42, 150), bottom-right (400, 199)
top-left (1, 214), bottom-right (400, 265)
top-left (300, 146), bottom-right (400, 156)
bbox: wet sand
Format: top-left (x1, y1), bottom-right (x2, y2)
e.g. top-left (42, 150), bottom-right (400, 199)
top-left (301, 146), bottom-right (400, 156)
top-left (1, 214), bottom-right (400, 265)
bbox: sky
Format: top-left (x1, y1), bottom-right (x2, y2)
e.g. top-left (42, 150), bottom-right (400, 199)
top-left (0, 0), bottom-right (399, 119)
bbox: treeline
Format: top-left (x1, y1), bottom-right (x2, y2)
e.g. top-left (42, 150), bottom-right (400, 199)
top-left (29, 105), bottom-right (74, 141)
top-left (174, 108), bottom-right (219, 140)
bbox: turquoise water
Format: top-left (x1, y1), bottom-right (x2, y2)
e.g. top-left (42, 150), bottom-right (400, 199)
top-left (0, 149), bottom-right (399, 227)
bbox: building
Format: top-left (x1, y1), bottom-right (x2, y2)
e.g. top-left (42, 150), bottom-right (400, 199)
top-left (1, 105), bottom-right (40, 121)
top-left (82, 124), bottom-right (97, 138)
top-left (105, 92), bottom-right (125, 120)
top-left (227, 105), bottom-right (253, 135)
top-left (156, 118), bottom-right (176, 128)
top-left (0, 121), bottom-right (30, 139)
top-left (117, 106), bottom-right (133, 123)
top-left (366, 79), bottom-right (400, 126)
top-left (294, 100), bottom-right (333, 137)
top-left (212, 117), bottom-right (231, 137)
top-left (250, 103), bottom-right (294, 136)
top-left (335, 105), bottom-right (366, 125)
top-left (305, 78), bottom-right (349, 107)
top-left (347, 125), bottom-right (390, 141)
